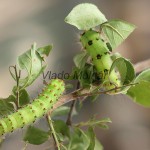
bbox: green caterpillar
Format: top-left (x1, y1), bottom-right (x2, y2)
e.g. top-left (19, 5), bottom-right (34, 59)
top-left (0, 79), bottom-right (65, 136)
top-left (80, 30), bottom-right (121, 90)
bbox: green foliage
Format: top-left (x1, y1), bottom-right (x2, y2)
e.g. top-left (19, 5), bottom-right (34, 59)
top-left (134, 69), bottom-right (150, 82)
top-left (37, 45), bottom-right (52, 57)
top-left (110, 57), bottom-right (135, 85)
top-left (87, 127), bottom-right (95, 150)
top-left (67, 128), bottom-right (90, 150)
top-left (65, 3), bottom-right (107, 30)
top-left (101, 19), bottom-right (136, 49)
top-left (0, 95), bottom-right (16, 117)
top-left (23, 126), bottom-right (49, 145)
top-left (17, 43), bottom-right (51, 89)
top-left (1, 2), bottom-right (150, 150)
top-left (12, 87), bottom-right (30, 106)
top-left (76, 117), bottom-right (112, 129)
top-left (127, 69), bottom-right (150, 107)
top-left (73, 51), bottom-right (89, 69)
top-left (53, 120), bottom-right (70, 138)
top-left (127, 81), bottom-right (150, 107)
top-left (94, 138), bottom-right (103, 150)
top-left (17, 89), bottom-right (30, 106)
top-left (51, 106), bottom-right (77, 118)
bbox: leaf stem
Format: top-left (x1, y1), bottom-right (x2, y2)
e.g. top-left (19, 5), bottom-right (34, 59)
top-left (101, 23), bottom-right (124, 39)
top-left (14, 65), bottom-right (21, 108)
top-left (9, 65), bottom-right (21, 108)
top-left (46, 114), bottom-right (60, 150)
top-left (22, 142), bottom-right (28, 150)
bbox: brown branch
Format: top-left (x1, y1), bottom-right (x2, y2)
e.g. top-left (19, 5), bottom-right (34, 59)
top-left (50, 83), bottom-right (137, 115)
top-left (49, 58), bottom-right (150, 113)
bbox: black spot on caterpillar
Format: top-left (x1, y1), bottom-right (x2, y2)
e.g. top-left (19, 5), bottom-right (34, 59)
top-left (106, 42), bottom-right (112, 52)
top-left (80, 30), bottom-right (121, 90)
top-left (97, 54), bottom-right (102, 59)
top-left (88, 40), bottom-right (93, 45)
top-left (0, 79), bottom-right (65, 136)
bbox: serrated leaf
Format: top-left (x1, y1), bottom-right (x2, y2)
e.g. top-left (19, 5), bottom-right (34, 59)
top-left (73, 51), bottom-right (89, 69)
top-left (65, 3), bottom-right (107, 30)
top-left (110, 57), bottom-right (135, 85)
top-left (68, 128), bottom-right (90, 150)
top-left (135, 69), bottom-right (150, 82)
top-left (101, 19), bottom-right (136, 49)
top-left (127, 81), bottom-right (150, 107)
top-left (0, 95), bottom-right (16, 117)
top-left (17, 43), bottom-right (49, 89)
top-left (23, 126), bottom-right (49, 145)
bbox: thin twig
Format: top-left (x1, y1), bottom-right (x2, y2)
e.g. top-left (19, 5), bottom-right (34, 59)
top-left (46, 114), bottom-right (60, 150)
top-left (77, 83), bottom-right (138, 98)
top-left (49, 82), bottom-right (138, 115)
top-left (9, 65), bottom-right (21, 108)
top-left (66, 100), bottom-right (76, 126)
top-left (22, 142), bottom-right (28, 150)
top-left (49, 59), bottom-right (150, 114)
top-left (14, 65), bottom-right (21, 108)
top-left (66, 81), bottom-right (80, 126)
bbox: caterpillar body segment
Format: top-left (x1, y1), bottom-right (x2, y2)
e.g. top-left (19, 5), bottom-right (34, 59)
top-left (80, 30), bottom-right (121, 90)
top-left (0, 79), bottom-right (65, 136)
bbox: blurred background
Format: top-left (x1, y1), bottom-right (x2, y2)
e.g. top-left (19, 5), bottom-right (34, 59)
top-left (0, 0), bottom-right (150, 149)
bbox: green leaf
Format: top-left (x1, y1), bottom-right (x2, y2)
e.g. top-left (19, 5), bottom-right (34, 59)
top-left (76, 117), bottom-right (112, 129)
top-left (69, 67), bottom-right (80, 80)
top-left (69, 64), bottom-right (94, 87)
top-left (73, 51), bottom-right (89, 69)
top-left (12, 87), bottom-right (30, 106)
top-left (79, 63), bottom-right (94, 87)
top-left (94, 138), bottom-right (103, 150)
top-left (111, 52), bottom-right (122, 61)
top-left (37, 45), bottom-right (52, 57)
top-left (68, 128), bottom-right (90, 150)
top-left (19, 89), bottom-right (30, 106)
top-left (65, 83), bottom-right (74, 89)
top-left (127, 81), bottom-right (150, 107)
top-left (23, 126), bottom-right (49, 145)
top-left (87, 127), bottom-right (95, 150)
top-left (110, 57), bottom-right (135, 85)
top-left (51, 106), bottom-right (77, 118)
top-left (135, 69), bottom-right (150, 82)
top-left (0, 95), bottom-right (16, 117)
top-left (90, 95), bottom-right (99, 102)
top-left (101, 19), bottom-right (136, 49)
top-left (53, 120), bottom-right (70, 138)
top-left (17, 43), bottom-right (48, 89)
top-left (65, 3), bottom-right (107, 30)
